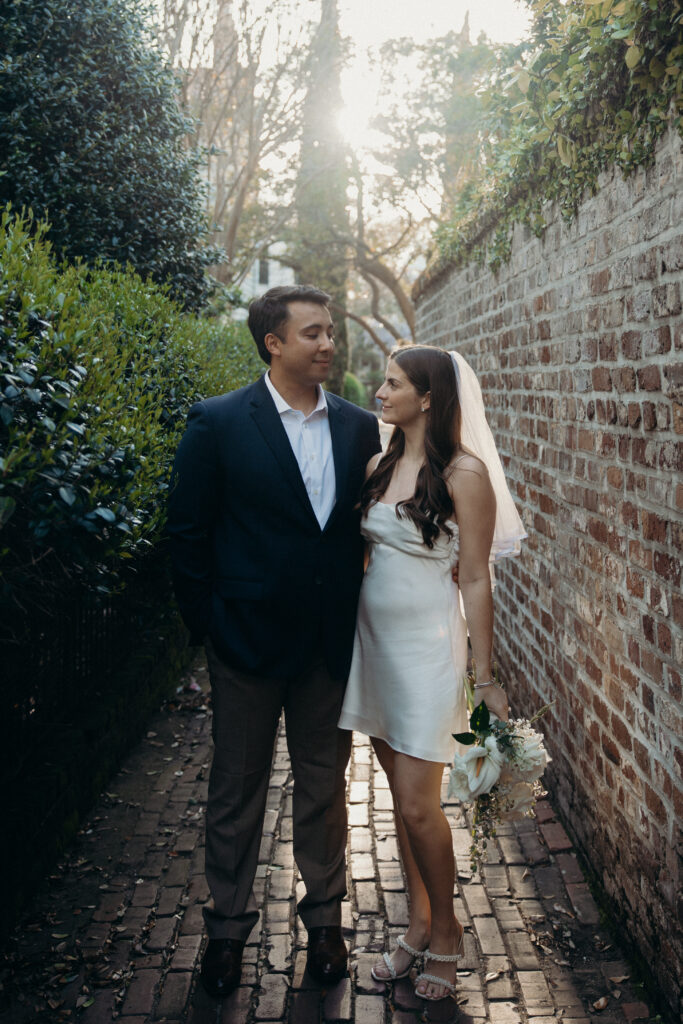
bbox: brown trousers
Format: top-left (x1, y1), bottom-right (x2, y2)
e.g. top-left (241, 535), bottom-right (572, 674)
top-left (202, 638), bottom-right (352, 942)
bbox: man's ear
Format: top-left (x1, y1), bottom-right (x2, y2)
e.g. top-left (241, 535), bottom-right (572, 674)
top-left (265, 332), bottom-right (282, 359)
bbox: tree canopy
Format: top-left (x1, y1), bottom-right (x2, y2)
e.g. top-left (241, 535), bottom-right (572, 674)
top-left (0, 0), bottom-right (220, 309)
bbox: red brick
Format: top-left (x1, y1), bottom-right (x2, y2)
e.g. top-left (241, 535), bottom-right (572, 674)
top-left (641, 510), bottom-right (668, 543)
top-left (611, 714), bottom-right (632, 753)
top-left (121, 970), bottom-right (158, 1016)
top-left (637, 365), bottom-right (661, 391)
top-left (539, 822), bottom-right (573, 853)
top-left (657, 623), bottom-right (671, 655)
top-left (592, 366), bottom-right (611, 390)
top-left (627, 402), bottom-right (641, 428)
top-left (601, 735), bottom-right (620, 766)
top-left (566, 882), bottom-right (600, 925)
top-left (591, 269), bottom-right (610, 294)
top-left (654, 550), bottom-right (681, 585)
top-left (644, 784), bottom-right (667, 824)
top-left (620, 329), bottom-right (641, 358)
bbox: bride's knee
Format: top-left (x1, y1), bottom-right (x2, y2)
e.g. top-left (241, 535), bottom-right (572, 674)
top-left (393, 791), bottom-right (432, 832)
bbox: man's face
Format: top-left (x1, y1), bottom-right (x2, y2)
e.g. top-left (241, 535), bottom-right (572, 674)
top-left (267, 302), bottom-right (335, 387)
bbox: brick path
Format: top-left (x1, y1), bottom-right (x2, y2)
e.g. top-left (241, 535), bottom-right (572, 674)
top-left (1, 655), bottom-right (656, 1024)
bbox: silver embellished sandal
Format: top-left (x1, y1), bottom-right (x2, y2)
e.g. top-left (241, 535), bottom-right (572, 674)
top-left (370, 934), bottom-right (425, 982)
top-left (414, 930), bottom-right (464, 1001)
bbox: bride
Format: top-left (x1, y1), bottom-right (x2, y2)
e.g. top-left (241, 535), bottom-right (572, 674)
top-left (339, 344), bottom-right (525, 1001)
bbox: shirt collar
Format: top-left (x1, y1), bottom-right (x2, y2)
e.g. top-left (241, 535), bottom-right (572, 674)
top-left (264, 370), bottom-right (328, 418)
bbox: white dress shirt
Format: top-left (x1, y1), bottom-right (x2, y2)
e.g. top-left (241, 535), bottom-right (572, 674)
top-left (264, 371), bottom-right (336, 528)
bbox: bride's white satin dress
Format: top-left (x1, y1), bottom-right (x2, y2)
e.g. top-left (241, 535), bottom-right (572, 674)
top-left (338, 500), bottom-right (469, 763)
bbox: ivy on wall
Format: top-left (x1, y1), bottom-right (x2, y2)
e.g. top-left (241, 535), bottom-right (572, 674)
top-left (419, 0), bottom-right (683, 288)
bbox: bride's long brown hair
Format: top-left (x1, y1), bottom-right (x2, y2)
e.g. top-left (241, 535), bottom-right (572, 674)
top-left (360, 345), bottom-right (461, 548)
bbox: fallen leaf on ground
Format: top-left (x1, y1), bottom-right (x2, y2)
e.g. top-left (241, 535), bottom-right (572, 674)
top-left (485, 971), bottom-right (503, 982)
top-left (592, 996), bottom-right (609, 1011)
top-left (608, 975), bottom-right (629, 984)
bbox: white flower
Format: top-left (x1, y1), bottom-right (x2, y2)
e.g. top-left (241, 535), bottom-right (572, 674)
top-left (448, 761), bottom-right (472, 802)
top-left (510, 723), bottom-right (550, 782)
top-left (501, 781), bottom-right (536, 820)
top-left (453, 735), bottom-right (504, 798)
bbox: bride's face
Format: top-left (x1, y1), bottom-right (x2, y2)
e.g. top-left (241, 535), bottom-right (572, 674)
top-left (375, 359), bottom-right (428, 427)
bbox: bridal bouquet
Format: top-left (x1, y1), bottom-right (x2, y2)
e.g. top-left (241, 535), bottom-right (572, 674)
top-left (449, 679), bottom-right (552, 872)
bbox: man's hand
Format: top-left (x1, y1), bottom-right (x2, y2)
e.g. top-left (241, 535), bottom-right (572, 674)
top-left (451, 560), bottom-right (459, 585)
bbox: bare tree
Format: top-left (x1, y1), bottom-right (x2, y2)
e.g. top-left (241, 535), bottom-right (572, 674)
top-left (152, 0), bottom-right (313, 286)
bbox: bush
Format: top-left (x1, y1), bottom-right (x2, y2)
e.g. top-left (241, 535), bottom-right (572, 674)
top-left (0, 207), bottom-right (262, 636)
top-left (427, 0), bottom-right (683, 278)
top-left (0, 0), bottom-right (221, 309)
top-left (342, 370), bottom-right (367, 408)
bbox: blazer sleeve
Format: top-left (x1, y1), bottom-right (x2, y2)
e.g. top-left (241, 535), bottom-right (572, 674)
top-left (167, 401), bottom-right (219, 643)
top-left (369, 414), bottom-right (382, 459)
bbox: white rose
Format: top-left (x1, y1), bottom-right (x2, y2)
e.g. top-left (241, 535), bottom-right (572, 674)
top-left (463, 735), bottom-right (504, 798)
top-left (501, 781), bottom-right (535, 820)
top-left (448, 760), bottom-right (472, 802)
top-left (511, 727), bottom-right (550, 782)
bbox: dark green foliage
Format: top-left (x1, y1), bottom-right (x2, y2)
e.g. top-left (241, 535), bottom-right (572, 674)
top-left (0, 0), bottom-right (221, 309)
top-left (1, 580), bottom-right (193, 939)
top-left (0, 207), bottom-right (261, 635)
top-left (428, 0), bottom-right (683, 279)
top-left (0, 206), bottom-right (261, 932)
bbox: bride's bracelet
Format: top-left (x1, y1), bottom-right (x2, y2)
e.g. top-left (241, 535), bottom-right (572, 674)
top-left (474, 680), bottom-right (496, 690)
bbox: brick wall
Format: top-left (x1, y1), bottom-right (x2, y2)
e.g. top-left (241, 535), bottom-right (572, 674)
top-left (415, 123), bottom-right (682, 1015)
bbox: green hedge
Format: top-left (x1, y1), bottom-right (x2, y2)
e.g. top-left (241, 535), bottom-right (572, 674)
top-left (0, 0), bottom-right (220, 309)
top-left (0, 207), bottom-right (262, 633)
top-left (0, 207), bottom-right (262, 932)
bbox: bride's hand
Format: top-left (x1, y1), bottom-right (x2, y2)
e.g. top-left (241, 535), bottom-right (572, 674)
top-left (475, 683), bottom-right (509, 722)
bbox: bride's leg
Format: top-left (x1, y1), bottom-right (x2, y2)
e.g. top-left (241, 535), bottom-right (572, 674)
top-left (391, 752), bottom-right (464, 999)
top-left (370, 738), bottom-right (430, 977)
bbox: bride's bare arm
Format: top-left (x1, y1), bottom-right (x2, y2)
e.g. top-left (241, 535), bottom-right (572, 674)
top-left (448, 455), bottom-right (509, 721)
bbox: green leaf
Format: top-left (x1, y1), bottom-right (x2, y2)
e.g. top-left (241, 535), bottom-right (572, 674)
top-left (453, 732), bottom-right (477, 745)
top-left (94, 507), bottom-right (116, 522)
top-left (625, 44), bottom-right (642, 69)
top-left (516, 69), bottom-right (531, 94)
top-left (58, 486), bottom-right (76, 506)
top-left (470, 702), bottom-right (491, 733)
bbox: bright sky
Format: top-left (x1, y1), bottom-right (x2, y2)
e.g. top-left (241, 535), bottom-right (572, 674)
top-left (337, 0), bottom-right (532, 148)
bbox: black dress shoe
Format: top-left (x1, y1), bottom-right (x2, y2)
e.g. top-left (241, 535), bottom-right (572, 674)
top-left (200, 937), bottom-right (244, 999)
top-left (306, 925), bottom-right (348, 986)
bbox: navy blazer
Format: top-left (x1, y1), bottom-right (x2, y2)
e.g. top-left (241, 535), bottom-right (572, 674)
top-left (167, 374), bottom-right (382, 679)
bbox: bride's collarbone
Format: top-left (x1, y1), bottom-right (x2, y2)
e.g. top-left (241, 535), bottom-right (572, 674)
top-left (381, 462), bottom-right (422, 504)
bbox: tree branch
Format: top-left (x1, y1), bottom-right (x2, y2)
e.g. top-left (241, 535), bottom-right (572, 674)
top-left (330, 303), bottom-right (391, 357)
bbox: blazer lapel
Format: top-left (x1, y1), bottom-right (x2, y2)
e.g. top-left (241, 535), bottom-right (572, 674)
top-left (249, 376), bottom-right (319, 527)
top-left (324, 393), bottom-right (350, 532)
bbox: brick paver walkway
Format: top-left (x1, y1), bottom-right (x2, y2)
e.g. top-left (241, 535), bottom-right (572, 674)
top-left (1, 655), bottom-right (656, 1024)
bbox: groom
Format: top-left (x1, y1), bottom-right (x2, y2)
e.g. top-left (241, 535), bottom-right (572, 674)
top-left (167, 285), bottom-right (381, 998)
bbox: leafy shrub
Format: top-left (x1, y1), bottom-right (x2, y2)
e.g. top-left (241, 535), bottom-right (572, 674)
top-left (0, 208), bottom-right (261, 635)
top-left (0, 0), bottom-right (221, 309)
top-left (342, 370), bottom-right (368, 408)
top-left (428, 0), bottom-right (683, 278)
